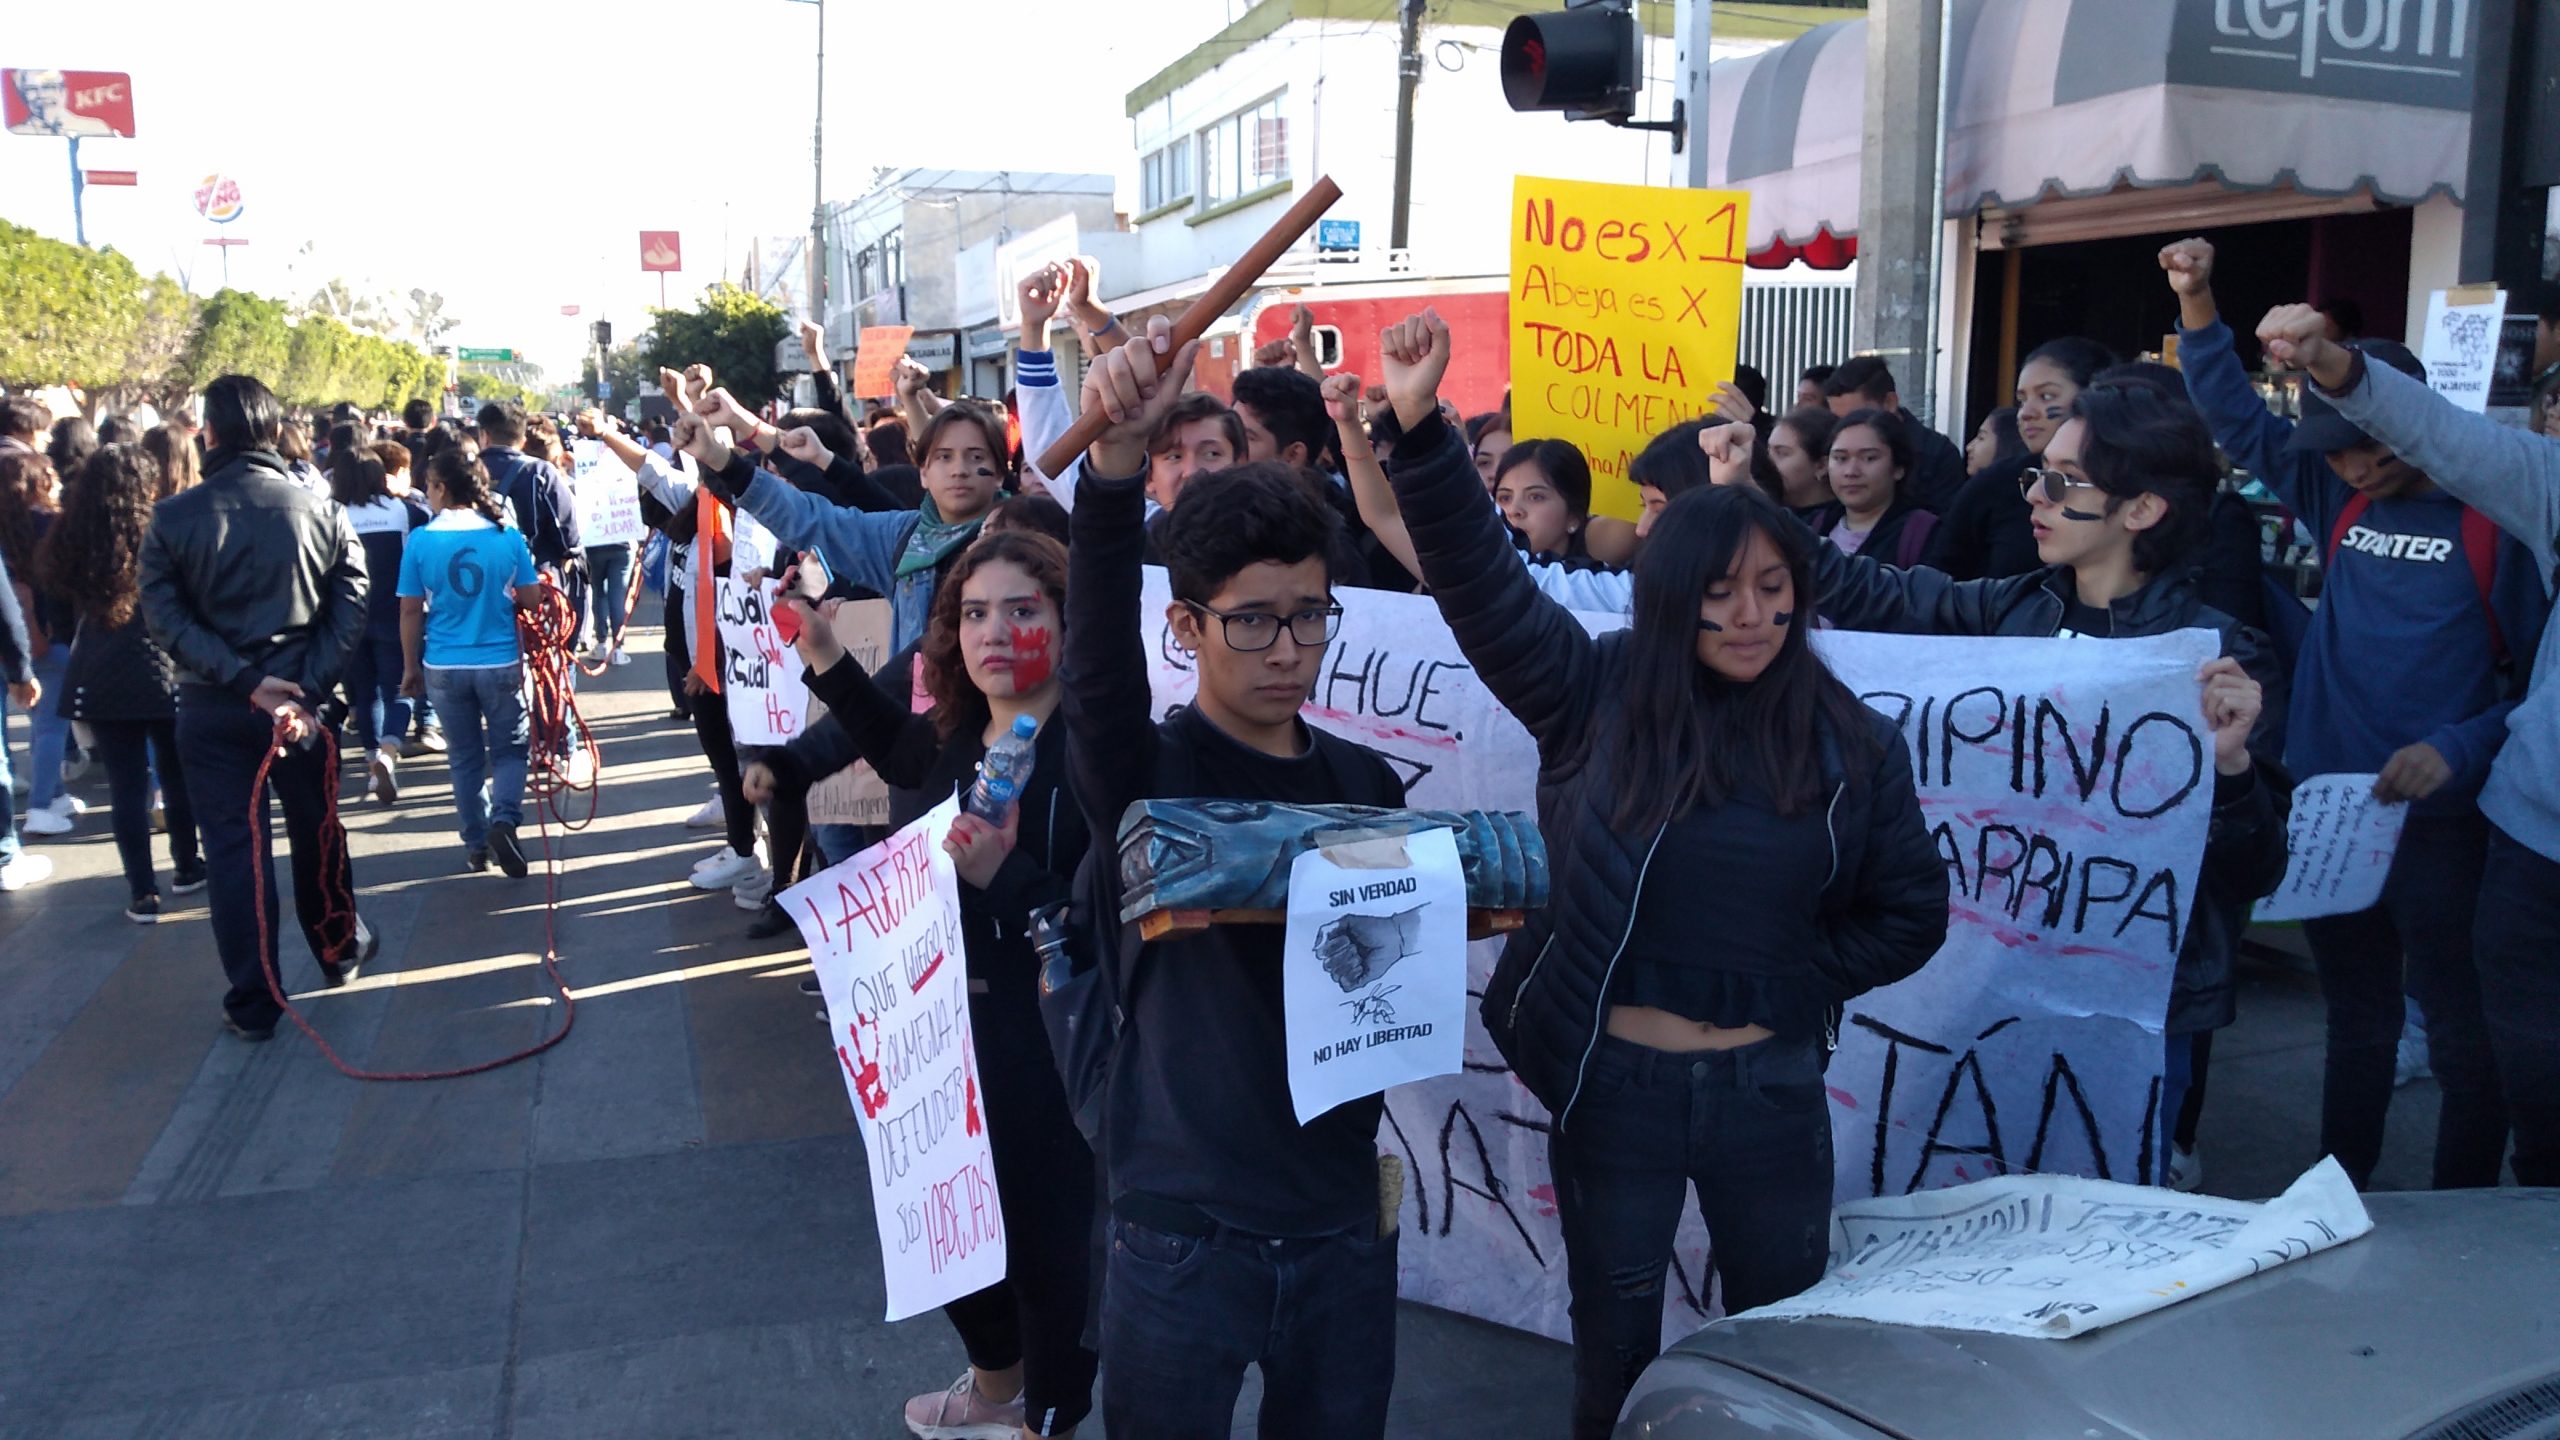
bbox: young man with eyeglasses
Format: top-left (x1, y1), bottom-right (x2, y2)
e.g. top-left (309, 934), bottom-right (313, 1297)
top-left (1062, 317), bottom-right (1408, 1438)
top-left (1703, 382), bottom-right (2291, 1178)
top-left (2161, 240), bottom-right (2546, 1193)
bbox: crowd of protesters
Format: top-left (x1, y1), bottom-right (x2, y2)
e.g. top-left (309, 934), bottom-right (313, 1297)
top-left (4, 238), bottom-right (2560, 1440)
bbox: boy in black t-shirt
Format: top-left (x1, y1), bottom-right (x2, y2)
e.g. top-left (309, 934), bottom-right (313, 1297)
top-left (1062, 318), bottom-right (1407, 1438)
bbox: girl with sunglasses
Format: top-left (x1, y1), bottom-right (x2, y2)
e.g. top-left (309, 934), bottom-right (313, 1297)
top-left (1704, 380), bottom-right (2291, 1175)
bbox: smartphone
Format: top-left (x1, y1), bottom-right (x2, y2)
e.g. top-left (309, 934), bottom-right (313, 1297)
top-left (771, 549), bottom-right (833, 646)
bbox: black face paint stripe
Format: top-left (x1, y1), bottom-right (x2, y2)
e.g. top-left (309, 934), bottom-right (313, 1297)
top-left (1697, 618), bottom-right (1725, 632)
top-left (2058, 505), bottom-right (2106, 522)
top-left (1772, 611), bottom-right (1794, 627)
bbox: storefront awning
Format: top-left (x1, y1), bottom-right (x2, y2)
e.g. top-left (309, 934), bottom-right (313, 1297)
top-left (1706, 0), bottom-right (2477, 258)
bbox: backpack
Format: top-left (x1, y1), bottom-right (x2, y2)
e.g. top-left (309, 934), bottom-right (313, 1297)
top-left (1036, 714), bottom-right (1391, 1146)
top-left (1892, 509), bottom-right (1939, 571)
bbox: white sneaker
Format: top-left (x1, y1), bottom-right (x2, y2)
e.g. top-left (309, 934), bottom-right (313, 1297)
top-left (0, 852), bottom-right (54, 891)
top-left (610, 647), bottom-right (631, 666)
top-left (731, 869), bottom-right (774, 910)
top-left (903, 1372), bottom-right (1025, 1440)
top-left (20, 805), bottom-right (73, 837)
top-left (691, 848), bottom-right (764, 890)
top-left (565, 747), bottom-right (596, 786)
top-left (52, 794), bottom-right (88, 817)
top-left (694, 838), bottom-right (761, 874)
top-left (2394, 1031), bottom-right (2433, 1088)
top-left (683, 791), bottom-right (724, 828)
top-left (2165, 1144), bottom-right (2203, 1193)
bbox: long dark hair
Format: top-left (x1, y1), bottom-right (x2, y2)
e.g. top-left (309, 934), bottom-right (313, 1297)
top-left (918, 530), bottom-right (1069, 742)
top-left (144, 424), bottom-right (200, 498)
top-left (426, 440), bottom-right (509, 527)
top-left (0, 450), bottom-right (57, 582)
top-left (1610, 484), bottom-right (1882, 830)
top-left (36, 444), bottom-right (160, 628)
top-left (331, 450), bottom-right (391, 508)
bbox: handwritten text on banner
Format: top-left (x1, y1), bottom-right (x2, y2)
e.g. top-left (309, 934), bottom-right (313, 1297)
top-left (1507, 175), bottom-right (1749, 520)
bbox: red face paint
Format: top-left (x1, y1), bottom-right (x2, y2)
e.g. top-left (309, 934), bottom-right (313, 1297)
top-left (1004, 623), bottom-right (1055, 691)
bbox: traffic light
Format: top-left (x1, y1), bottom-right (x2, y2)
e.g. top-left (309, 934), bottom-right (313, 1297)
top-left (591, 320), bottom-right (613, 348)
top-left (1501, 0), bottom-right (1638, 122)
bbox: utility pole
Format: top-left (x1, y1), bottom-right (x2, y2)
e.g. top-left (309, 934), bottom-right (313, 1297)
top-left (1852, 0), bottom-right (1945, 426)
top-left (1389, 0), bottom-right (1425, 251)
top-left (811, 0), bottom-right (828, 321)
top-left (2458, 0), bottom-right (2553, 288)
top-left (1672, 0), bottom-right (1712, 187)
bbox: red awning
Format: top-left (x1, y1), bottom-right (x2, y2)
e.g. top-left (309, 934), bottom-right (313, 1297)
top-left (1748, 229), bottom-right (1857, 271)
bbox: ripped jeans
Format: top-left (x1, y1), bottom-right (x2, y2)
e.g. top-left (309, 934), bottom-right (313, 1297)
top-left (1548, 1033), bottom-right (1834, 1440)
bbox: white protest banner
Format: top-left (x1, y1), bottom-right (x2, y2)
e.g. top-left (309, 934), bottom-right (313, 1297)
top-left (2420, 285), bottom-right (2507, 414)
top-left (807, 598), bottom-right (898, 828)
top-left (1813, 628), bottom-right (2220, 1209)
top-left (1742, 1158), bottom-right (2370, 1338)
top-left (2254, 773), bottom-right (2406, 922)
top-left (783, 793), bottom-right (1006, 1322)
top-left (729, 509), bottom-right (777, 577)
top-left (570, 439), bottom-right (645, 548)
top-left (714, 577), bottom-right (807, 745)
top-left (1138, 577), bottom-right (2223, 1345)
top-left (1283, 827), bottom-right (1469, 1125)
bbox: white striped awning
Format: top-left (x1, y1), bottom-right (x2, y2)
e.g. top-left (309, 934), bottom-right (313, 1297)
top-left (1705, 0), bottom-right (2477, 254)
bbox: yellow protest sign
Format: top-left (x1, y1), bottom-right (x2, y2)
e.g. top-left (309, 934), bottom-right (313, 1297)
top-left (1508, 176), bottom-right (1751, 519)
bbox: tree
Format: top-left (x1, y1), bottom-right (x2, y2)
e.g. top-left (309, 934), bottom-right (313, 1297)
top-left (642, 283), bottom-right (789, 408)
top-left (95, 274), bottom-right (200, 417)
top-left (0, 221), bottom-right (147, 391)
top-left (280, 313), bottom-right (354, 408)
top-left (457, 368), bottom-right (544, 414)
top-left (182, 288), bottom-right (291, 391)
top-left (406, 288), bottom-right (459, 346)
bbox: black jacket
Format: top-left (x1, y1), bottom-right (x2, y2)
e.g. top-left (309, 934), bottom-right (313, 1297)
top-left (482, 445), bottom-right (582, 570)
top-left (1815, 496), bottom-right (1940, 570)
top-left (56, 612), bottom-right (178, 723)
top-left (1925, 453), bottom-right (2044, 580)
top-left (1386, 409), bottom-right (1951, 1126)
top-left (139, 448), bottom-right (367, 702)
top-left (1808, 542), bottom-right (2293, 1035)
top-left (1899, 407), bottom-right (1970, 514)
top-left (0, 548), bottom-right (30, 686)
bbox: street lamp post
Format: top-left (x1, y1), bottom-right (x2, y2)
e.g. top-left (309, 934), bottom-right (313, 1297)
top-left (787, 0), bottom-right (827, 330)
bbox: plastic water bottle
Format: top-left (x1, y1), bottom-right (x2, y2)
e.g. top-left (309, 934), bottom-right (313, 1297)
top-left (966, 714), bottom-right (1041, 826)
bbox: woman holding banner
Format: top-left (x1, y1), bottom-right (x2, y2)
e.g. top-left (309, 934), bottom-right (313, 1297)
top-left (1375, 309), bottom-right (1951, 1440)
top-left (774, 531), bottom-right (1097, 1440)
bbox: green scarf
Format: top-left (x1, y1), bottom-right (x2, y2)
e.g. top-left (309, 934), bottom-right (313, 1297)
top-left (895, 497), bottom-right (990, 579)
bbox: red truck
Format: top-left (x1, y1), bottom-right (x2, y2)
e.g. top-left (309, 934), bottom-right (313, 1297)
top-left (1186, 275), bottom-right (1516, 420)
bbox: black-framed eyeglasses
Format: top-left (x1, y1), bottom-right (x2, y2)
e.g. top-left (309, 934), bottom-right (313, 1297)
top-left (2017, 465), bottom-right (2105, 506)
top-left (1183, 600), bottom-right (1343, 652)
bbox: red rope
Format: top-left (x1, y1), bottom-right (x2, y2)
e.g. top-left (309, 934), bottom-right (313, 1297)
top-left (249, 579), bottom-right (596, 1080)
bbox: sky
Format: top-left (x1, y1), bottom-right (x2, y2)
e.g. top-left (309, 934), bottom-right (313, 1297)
top-left (0, 0), bottom-right (1215, 381)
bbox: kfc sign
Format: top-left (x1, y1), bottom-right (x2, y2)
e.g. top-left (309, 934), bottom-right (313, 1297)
top-left (4, 69), bottom-right (136, 138)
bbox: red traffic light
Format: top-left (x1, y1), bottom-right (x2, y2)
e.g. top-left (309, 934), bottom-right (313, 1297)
top-left (1500, 3), bottom-right (1637, 119)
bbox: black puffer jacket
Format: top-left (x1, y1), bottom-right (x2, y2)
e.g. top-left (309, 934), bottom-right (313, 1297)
top-left (138, 448), bottom-right (367, 701)
top-left (56, 613), bottom-right (178, 723)
top-left (1807, 541), bottom-right (2293, 1035)
top-left (1387, 410), bottom-right (1951, 1127)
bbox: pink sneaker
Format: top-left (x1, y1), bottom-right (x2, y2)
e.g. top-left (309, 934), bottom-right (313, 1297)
top-left (904, 1372), bottom-right (1025, 1440)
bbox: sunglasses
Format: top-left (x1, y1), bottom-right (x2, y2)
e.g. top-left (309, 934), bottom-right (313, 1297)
top-left (2016, 465), bottom-right (2107, 506)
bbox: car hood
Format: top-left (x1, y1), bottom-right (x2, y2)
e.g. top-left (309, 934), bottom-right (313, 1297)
top-left (1666, 1190), bottom-right (2560, 1440)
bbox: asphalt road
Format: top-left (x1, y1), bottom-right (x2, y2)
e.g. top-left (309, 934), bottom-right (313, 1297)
top-left (0, 627), bottom-right (2441, 1438)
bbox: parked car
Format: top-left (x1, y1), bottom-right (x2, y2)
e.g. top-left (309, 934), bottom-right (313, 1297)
top-left (1615, 1188), bottom-right (2560, 1439)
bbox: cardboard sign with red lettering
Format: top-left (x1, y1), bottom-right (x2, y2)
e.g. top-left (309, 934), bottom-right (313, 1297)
top-left (853, 326), bottom-right (916, 399)
top-left (784, 792), bottom-right (1007, 1322)
top-left (1508, 175), bottom-right (1750, 520)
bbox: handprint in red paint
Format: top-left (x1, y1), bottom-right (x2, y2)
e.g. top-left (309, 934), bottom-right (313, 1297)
top-left (839, 1012), bottom-right (889, 1119)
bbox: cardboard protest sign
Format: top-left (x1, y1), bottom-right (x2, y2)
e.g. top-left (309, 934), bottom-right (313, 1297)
top-left (570, 439), bottom-right (645, 548)
top-left (2420, 285), bottom-right (2507, 414)
top-left (1283, 828), bottom-right (1468, 1124)
top-left (783, 793), bottom-right (1006, 1321)
top-left (1745, 1158), bottom-right (2369, 1337)
top-left (807, 599), bottom-right (897, 828)
top-left (1508, 176), bottom-right (1750, 520)
top-left (2254, 773), bottom-right (2406, 922)
top-left (714, 577), bottom-right (807, 745)
top-left (1134, 577), bottom-right (2223, 1346)
top-left (853, 326), bottom-right (917, 398)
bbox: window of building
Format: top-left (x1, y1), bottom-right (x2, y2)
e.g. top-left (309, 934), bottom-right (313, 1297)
top-left (1201, 95), bottom-right (1287, 208)
top-left (1142, 136), bottom-right (1193, 213)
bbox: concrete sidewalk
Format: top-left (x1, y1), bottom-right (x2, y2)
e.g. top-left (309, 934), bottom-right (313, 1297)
top-left (0, 629), bottom-right (2438, 1438)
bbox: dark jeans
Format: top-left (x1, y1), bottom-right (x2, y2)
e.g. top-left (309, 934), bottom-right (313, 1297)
top-left (1550, 1033), bottom-right (1834, 1440)
top-left (2476, 823), bottom-right (2560, 1186)
top-left (177, 692), bottom-right (360, 1030)
top-left (340, 628), bottom-right (413, 753)
top-left (2304, 811), bottom-right (2507, 1189)
top-left (92, 718), bottom-right (200, 901)
top-left (941, 986), bottom-right (1100, 1435)
top-left (1099, 1211), bottom-right (1398, 1439)
top-left (688, 663), bottom-right (757, 857)
top-left (664, 587), bottom-right (693, 719)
